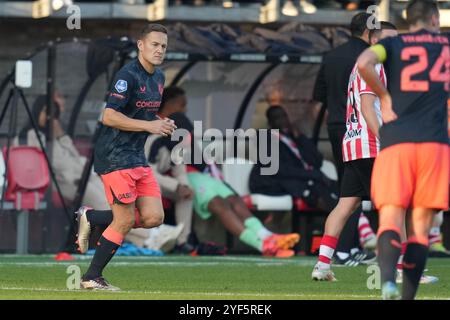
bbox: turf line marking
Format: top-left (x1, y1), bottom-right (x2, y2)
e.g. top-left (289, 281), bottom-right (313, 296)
top-left (0, 286), bottom-right (377, 298)
top-left (0, 255), bottom-right (314, 264)
top-left (0, 261), bottom-right (315, 267)
top-left (1, 286), bottom-right (448, 300)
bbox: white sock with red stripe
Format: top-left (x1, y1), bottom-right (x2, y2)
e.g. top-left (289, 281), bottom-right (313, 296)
top-left (317, 235), bottom-right (338, 270)
top-left (396, 242), bottom-right (407, 271)
top-left (428, 227), bottom-right (441, 245)
top-left (358, 213), bottom-right (376, 245)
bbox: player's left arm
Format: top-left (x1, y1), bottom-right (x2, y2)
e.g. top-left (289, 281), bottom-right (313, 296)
top-left (358, 45), bottom-right (397, 123)
top-left (357, 45), bottom-right (388, 102)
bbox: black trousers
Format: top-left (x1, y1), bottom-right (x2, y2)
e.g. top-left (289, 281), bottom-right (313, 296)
top-left (327, 124), bottom-right (361, 253)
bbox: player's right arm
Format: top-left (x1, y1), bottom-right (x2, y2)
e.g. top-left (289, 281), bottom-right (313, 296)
top-left (101, 70), bottom-right (176, 135)
top-left (102, 108), bottom-right (175, 136)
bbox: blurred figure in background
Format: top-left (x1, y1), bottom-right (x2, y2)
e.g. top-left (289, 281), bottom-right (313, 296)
top-left (19, 92), bottom-right (109, 210)
top-left (249, 105), bottom-right (339, 212)
top-left (155, 86), bottom-right (301, 258)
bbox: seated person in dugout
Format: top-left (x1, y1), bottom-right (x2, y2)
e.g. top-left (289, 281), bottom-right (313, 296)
top-left (151, 86), bottom-right (300, 258)
top-left (143, 128), bottom-right (196, 254)
top-left (249, 105), bottom-right (339, 212)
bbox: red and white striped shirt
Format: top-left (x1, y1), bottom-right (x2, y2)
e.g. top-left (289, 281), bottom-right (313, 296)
top-left (342, 63), bottom-right (386, 162)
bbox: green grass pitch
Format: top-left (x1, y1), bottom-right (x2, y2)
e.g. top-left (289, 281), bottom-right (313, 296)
top-left (0, 255), bottom-right (449, 300)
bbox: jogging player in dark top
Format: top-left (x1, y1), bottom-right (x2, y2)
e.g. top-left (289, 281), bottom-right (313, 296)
top-left (358, 0), bottom-right (449, 300)
top-left (78, 24), bottom-right (177, 290)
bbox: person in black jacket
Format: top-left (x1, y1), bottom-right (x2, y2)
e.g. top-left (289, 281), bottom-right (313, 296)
top-left (312, 12), bottom-right (373, 264)
top-left (313, 12), bottom-right (372, 180)
top-left (249, 106), bottom-right (338, 212)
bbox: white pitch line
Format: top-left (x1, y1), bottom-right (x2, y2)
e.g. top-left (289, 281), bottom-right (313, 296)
top-left (0, 286), bottom-right (448, 300)
top-left (0, 260), bottom-right (315, 267)
top-left (196, 256), bottom-right (307, 263)
top-left (0, 255), bottom-right (314, 264)
top-left (0, 286), bottom-right (377, 298)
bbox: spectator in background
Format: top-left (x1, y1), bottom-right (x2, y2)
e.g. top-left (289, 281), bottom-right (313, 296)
top-left (73, 86), bottom-right (300, 257)
top-left (154, 86), bottom-right (301, 258)
top-left (18, 92), bottom-right (110, 210)
top-left (249, 106), bottom-right (339, 212)
top-left (143, 115), bottom-right (196, 253)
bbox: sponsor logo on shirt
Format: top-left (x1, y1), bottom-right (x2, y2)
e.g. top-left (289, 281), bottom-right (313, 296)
top-left (115, 80), bottom-right (128, 93)
top-left (140, 85), bottom-right (146, 93)
top-left (158, 84), bottom-right (164, 96)
top-left (110, 92), bottom-right (125, 99)
top-left (343, 128), bottom-right (362, 141)
top-left (136, 100), bottom-right (161, 109)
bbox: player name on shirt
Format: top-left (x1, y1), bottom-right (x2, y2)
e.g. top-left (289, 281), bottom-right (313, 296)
top-left (401, 34), bottom-right (448, 44)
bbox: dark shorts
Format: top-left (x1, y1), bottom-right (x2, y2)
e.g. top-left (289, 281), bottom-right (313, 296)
top-left (340, 158), bottom-right (375, 200)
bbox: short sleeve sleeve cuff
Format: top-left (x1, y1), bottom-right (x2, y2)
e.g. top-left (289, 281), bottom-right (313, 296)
top-left (105, 70), bottom-right (134, 110)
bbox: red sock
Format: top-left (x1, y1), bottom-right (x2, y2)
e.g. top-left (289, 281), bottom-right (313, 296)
top-left (318, 235), bottom-right (338, 268)
top-left (358, 213), bottom-right (375, 244)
